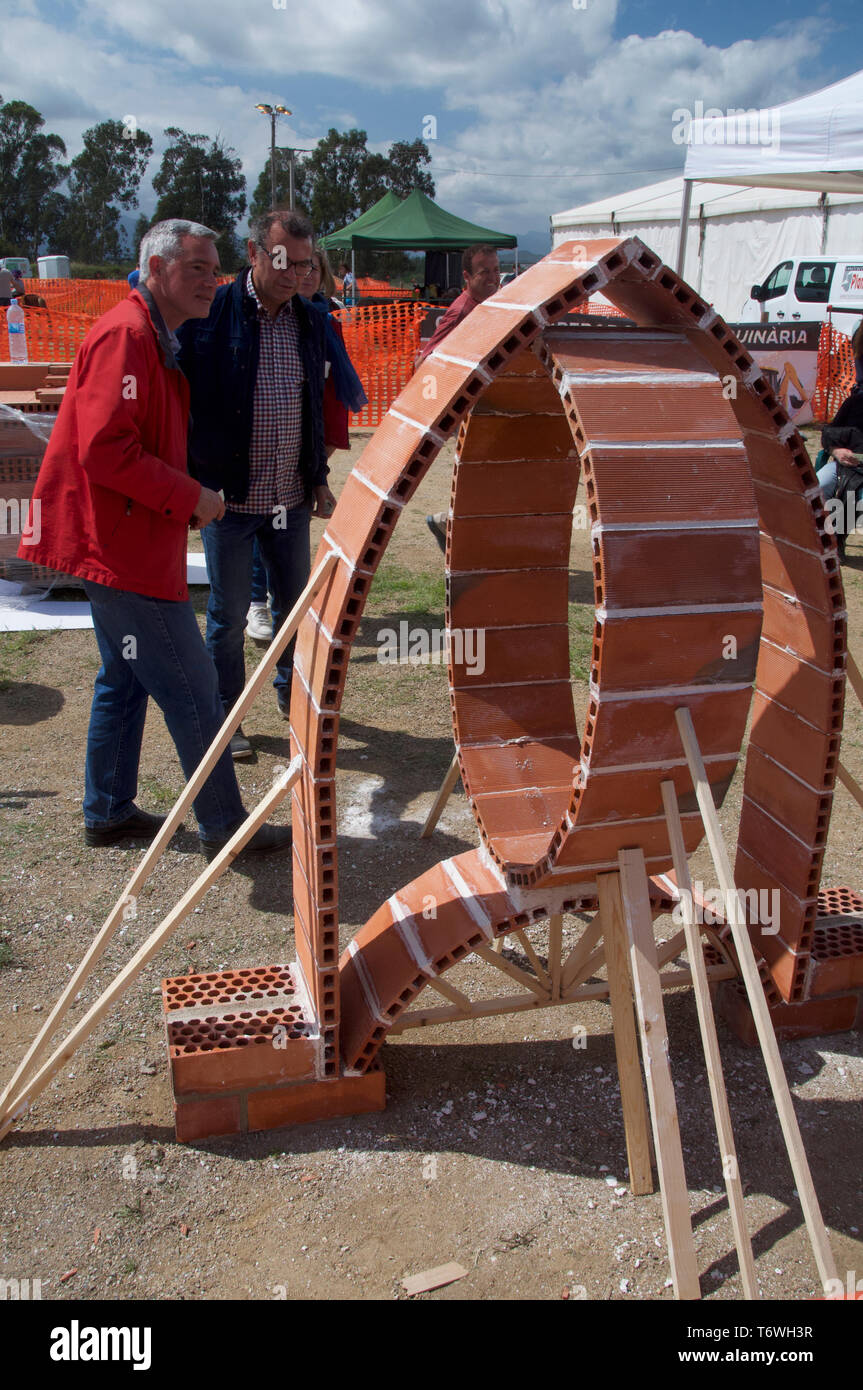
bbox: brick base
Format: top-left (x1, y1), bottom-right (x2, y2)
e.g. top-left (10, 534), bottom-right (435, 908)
top-left (172, 1067), bottom-right (386, 1143)
top-left (716, 979), bottom-right (863, 1046)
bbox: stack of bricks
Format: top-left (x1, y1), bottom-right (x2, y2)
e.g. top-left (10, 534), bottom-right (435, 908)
top-left (162, 965), bottom-right (383, 1142)
top-left (163, 236), bottom-right (862, 1139)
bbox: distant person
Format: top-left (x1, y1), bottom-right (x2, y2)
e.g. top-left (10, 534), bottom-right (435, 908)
top-left (417, 244), bottom-right (500, 365)
top-left (417, 244), bottom-right (501, 550)
top-left (338, 261), bottom-right (355, 304)
top-left (0, 265), bottom-right (25, 307)
top-left (127, 268), bottom-right (140, 289)
top-left (817, 379), bottom-right (863, 559)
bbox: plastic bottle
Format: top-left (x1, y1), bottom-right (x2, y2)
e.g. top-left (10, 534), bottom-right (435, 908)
top-left (6, 301), bottom-right (28, 363)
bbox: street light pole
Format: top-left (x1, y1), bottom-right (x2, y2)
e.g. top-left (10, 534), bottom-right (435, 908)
top-left (255, 102), bottom-right (292, 210)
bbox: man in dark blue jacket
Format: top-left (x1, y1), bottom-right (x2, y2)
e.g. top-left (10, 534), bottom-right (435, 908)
top-left (177, 210), bottom-right (335, 755)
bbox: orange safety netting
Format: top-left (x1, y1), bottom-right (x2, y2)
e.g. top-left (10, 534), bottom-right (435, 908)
top-left (0, 306), bottom-right (93, 363)
top-left (334, 301), bottom-right (431, 427)
top-left (812, 319), bottom-right (856, 424)
top-left (22, 278), bottom-right (129, 316)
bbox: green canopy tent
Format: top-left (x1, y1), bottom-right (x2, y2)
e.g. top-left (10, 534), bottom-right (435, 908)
top-left (351, 189), bottom-right (517, 295)
top-left (317, 191), bottom-right (403, 253)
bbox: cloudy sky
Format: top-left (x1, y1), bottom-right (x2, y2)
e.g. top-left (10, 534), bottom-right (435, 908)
top-left (3, 0), bottom-right (862, 241)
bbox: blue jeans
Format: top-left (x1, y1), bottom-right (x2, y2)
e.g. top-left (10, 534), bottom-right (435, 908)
top-left (82, 580), bottom-right (245, 837)
top-left (250, 540), bottom-right (270, 605)
top-left (817, 457), bottom-right (838, 500)
top-left (200, 504), bottom-right (311, 711)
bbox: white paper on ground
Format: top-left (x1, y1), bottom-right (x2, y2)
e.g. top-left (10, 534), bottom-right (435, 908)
top-left (0, 552), bottom-right (210, 631)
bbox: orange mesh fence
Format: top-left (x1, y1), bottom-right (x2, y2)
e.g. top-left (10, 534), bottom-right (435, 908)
top-left (334, 301), bottom-right (431, 427)
top-left (812, 319), bottom-right (856, 423)
top-left (22, 278), bottom-right (129, 316)
top-left (0, 306), bottom-right (93, 363)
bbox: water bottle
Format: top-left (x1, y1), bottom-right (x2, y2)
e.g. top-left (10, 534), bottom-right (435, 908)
top-left (6, 301), bottom-right (28, 363)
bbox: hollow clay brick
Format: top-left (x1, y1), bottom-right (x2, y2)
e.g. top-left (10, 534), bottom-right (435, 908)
top-left (754, 640), bottom-right (843, 732)
top-left (587, 688), bottom-right (753, 766)
top-left (459, 736), bottom-right (582, 797)
top-left (450, 456), bottom-right (579, 517)
top-left (456, 412), bottom-right (577, 464)
top-left (174, 1093), bottom-right (244, 1143)
top-left (448, 569), bottom-right (569, 630)
top-left (452, 679), bottom-right (576, 747)
top-left (761, 586), bottom-right (845, 673)
top-left (594, 611), bottom-right (762, 691)
top-left (597, 528), bottom-right (762, 610)
top-left (472, 373), bottom-right (564, 414)
top-left (759, 535), bottom-right (841, 613)
top-left (716, 981), bottom-right (860, 1046)
top-left (753, 478), bottom-right (827, 554)
top-left (749, 691), bottom-right (838, 790)
top-left (447, 513), bottom-right (572, 573)
top-left (246, 1068), bottom-right (385, 1131)
top-left (448, 624), bottom-right (570, 690)
top-left (583, 447), bottom-right (757, 524)
top-left (743, 746), bottom-right (832, 847)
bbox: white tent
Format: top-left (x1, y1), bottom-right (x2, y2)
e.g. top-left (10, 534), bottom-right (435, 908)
top-left (674, 69), bottom-right (863, 277)
top-left (551, 177), bottom-right (863, 321)
top-left (682, 69), bottom-right (863, 194)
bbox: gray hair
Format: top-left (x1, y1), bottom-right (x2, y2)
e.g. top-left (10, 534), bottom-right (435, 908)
top-left (248, 209), bottom-right (314, 248)
top-left (138, 219), bottom-right (217, 284)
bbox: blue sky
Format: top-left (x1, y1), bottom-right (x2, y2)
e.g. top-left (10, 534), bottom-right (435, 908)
top-left (3, 1), bottom-right (862, 243)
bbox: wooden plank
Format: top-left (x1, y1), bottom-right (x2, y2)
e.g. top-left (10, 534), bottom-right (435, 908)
top-left (402, 1262), bottom-right (468, 1296)
top-left (560, 913), bottom-right (605, 993)
top-left (846, 649), bottom-right (863, 709)
top-left (618, 847), bottom-right (701, 1301)
top-left (0, 761), bottom-right (302, 1141)
top-left (837, 761), bottom-right (863, 814)
top-left (512, 928), bottom-right (552, 992)
top-left (674, 706), bottom-right (838, 1290)
top-left (0, 550), bottom-right (338, 1131)
top-left (548, 913), bottom-right (563, 1000)
top-left (419, 751), bottom-right (461, 838)
top-left (656, 928), bottom-right (688, 968)
top-left (661, 779), bottom-right (759, 1299)
top-left (389, 990), bottom-right (549, 1031)
top-left (474, 944), bottom-right (550, 998)
top-left (597, 872), bottom-right (654, 1196)
top-left (426, 976), bottom-right (473, 1010)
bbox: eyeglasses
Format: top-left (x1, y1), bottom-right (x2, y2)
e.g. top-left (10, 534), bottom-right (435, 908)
top-left (256, 244), bottom-right (315, 275)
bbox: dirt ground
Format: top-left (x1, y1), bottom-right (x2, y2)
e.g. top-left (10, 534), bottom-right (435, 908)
top-left (0, 429), bottom-right (861, 1304)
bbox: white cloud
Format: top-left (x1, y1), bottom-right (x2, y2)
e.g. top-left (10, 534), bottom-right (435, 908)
top-left (0, 0), bottom-right (840, 238)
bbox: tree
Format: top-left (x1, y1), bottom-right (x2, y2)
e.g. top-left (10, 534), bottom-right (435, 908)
top-left (62, 119), bottom-right (153, 262)
top-left (295, 129), bottom-right (436, 238)
top-left (248, 149), bottom-right (309, 222)
top-left (152, 127), bottom-right (246, 269)
top-left (386, 139), bottom-right (434, 199)
top-left (0, 97), bottom-right (67, 256)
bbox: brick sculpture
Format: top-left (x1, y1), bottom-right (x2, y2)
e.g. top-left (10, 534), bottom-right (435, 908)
top-left (163, 237), bottom-right (862, 1137)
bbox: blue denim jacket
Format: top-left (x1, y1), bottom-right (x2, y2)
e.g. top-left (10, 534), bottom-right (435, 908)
top-left (176, 267), bottom-right (327, 504)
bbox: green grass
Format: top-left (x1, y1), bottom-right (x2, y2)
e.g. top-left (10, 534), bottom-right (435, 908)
top-left (366, 563), bottom-right (445, 617)
top-left (115, 1198), bottom-right (143, 1223)
top-left (0, 631), bottom-right (50, 691)
top-left (0, 940), bottom-right (12, 968)
top-left (138, 775), bottom-right (179, 810)
top-left (568, 603), bottom-right (594, 682)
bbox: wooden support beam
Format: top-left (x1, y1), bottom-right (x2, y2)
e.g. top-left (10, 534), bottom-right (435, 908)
top-left (389, 990), bottom-right (547, 1032)
top-left (661, 778), bottom-right (759, 1299)
top-left (674, 706), bottom-right (838, 1291)
top-left (837, 761), bottom-right (863, 814)
top-left (597, 872), bottom-right (654, 1196)
top-left (426, 975), bottom-right (473, 1010)
top-left (0, 760), bottom-right (302, 1141)
top-left (419, 751), bottom-right (461, 838)
top-left (618, 847), bottom-right (701, 1300)
top-left (845, 648), bottom-right (863, 709)
top-left (0, 550), bottom-right (338, 1130)
top-left (512, 928), bottom-right (552, 993)
top-left (560, 914), bottom-right (605, 994)
top-left (548, 913), bottom-right (563, 1001)
top-left (474, 944), bottom-right (550, 998)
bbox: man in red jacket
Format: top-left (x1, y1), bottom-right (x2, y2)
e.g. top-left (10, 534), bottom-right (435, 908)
top-left (19, 219), bottom-right (292, 855)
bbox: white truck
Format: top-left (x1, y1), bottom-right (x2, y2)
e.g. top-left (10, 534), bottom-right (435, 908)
top-left (740, 254), bottom-right (863, 327)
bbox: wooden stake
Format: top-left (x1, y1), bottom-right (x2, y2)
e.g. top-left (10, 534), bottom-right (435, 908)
top-left (661, 779), bottom-right (759, 1299)
top-left (837, 761), bottom-right (863, 814)
top-left (419, 751), bottom-right (461, 838)
top-left (548, 913), bottom-right (563, 1001)
top-left (845, 648), bottom-right (863, 709)
top-left (618, 847), bottom-right (701, 1300)
top-left (674, 706), bottom-right (838, 1290)
top-left (597, 872), bottom-right (654, 1196)
top-left (0, 552), bottom-right (337, 1128)
top-left (0, 761), bottom-right (302, 1141)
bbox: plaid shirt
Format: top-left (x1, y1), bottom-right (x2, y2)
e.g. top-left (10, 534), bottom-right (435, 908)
top-left (229, 273), bottom-right (305, 514)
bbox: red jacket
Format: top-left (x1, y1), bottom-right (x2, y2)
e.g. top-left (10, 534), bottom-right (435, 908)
top-left (417, 289), bottom-right (480, 363)
top-left (19, 290), bottom-right (201, 600)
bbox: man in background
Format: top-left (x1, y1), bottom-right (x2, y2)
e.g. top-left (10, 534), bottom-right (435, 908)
top-left (178, 210), bottom-right (334, 759)
top-left (20, 219), bottom-right (292, 856)
top-left (418, 244), bottom-right (501, 549)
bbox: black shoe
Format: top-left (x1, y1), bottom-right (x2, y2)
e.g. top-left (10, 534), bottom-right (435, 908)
top-left (230, 726), bottom-right (253, 760)
top-left (199, 822), bottom-right (293, 859)
top-left (85, 806), bottom-right (167, 848)
top-left (426, 513), bottom-right (447, 553)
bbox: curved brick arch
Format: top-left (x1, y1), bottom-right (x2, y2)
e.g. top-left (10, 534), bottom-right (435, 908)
top-left (287, 238), bottom-right (846, 1072)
